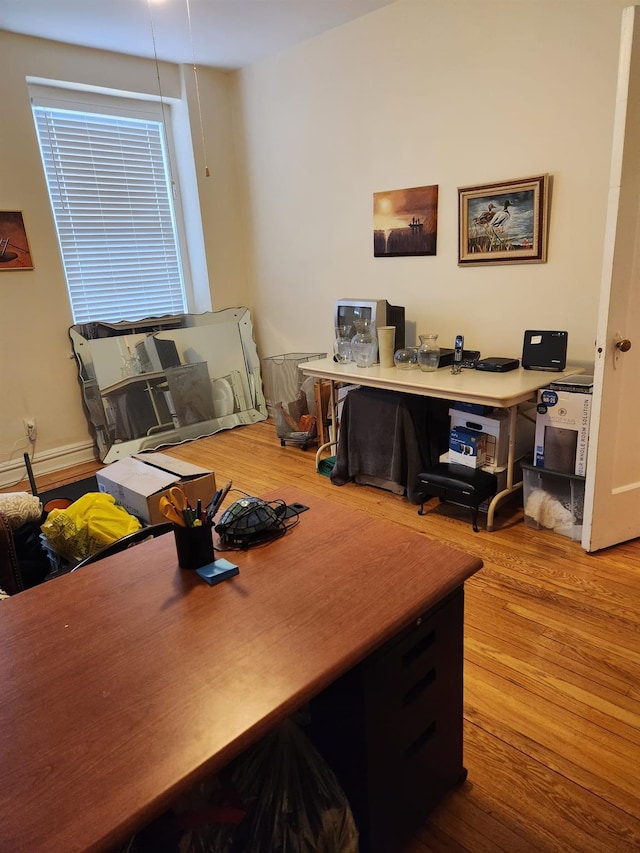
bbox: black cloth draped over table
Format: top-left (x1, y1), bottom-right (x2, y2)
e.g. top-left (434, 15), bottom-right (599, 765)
top-left (330, 386), bottom-right (453, 503)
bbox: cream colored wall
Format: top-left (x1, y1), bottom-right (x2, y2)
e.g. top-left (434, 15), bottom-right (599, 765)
top-left (0, 1), bottom-right (631, 481)
top-left (181, 66), bottom-right (251, 311)
top-left (236, 0), bottom-right (629, 363)
top-left (0, 32), bottom-right (247, 483)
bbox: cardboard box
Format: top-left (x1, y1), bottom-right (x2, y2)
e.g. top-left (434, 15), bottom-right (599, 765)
top-left (449, 425), bottom-right (487, 468)
top-left (96, 452), bottom-right (216, 525)
top-left (452, 402), bottom-right (494, 416)
top-left (534, 389), bottom-right (592, 476)
top-left (449, 407), bottom-right (535, 468)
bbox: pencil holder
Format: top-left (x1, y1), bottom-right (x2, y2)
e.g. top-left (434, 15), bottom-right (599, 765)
top-left (173, 523), bottom-right (214, 570)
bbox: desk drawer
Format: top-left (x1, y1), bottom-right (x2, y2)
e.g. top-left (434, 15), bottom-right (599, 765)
top-left (309, 587), bottom-right (465, 853)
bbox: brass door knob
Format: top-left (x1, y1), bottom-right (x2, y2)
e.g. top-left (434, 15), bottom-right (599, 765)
top-left (616, 338), bottom-right (632, 352)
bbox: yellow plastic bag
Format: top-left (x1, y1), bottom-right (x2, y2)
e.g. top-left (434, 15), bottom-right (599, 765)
top-left (41, 492), bottom-right (141, 562)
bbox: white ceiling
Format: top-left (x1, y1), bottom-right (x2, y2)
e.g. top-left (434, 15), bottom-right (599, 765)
top-left (0, 0), bottom-right (398, 70)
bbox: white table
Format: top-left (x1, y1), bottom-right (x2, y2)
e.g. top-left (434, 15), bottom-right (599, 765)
top-left (302, 358), bottom-right (582, 530)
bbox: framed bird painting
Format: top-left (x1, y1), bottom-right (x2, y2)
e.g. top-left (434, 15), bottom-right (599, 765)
top-left (458, 174), bottom-right (550, 265)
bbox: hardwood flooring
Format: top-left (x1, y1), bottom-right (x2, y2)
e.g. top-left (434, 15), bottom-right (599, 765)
top-left (13, 421), bottom-right (640, 852)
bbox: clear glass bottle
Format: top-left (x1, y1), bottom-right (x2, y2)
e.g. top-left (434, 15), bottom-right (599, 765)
top-left (417, 333), bottom-right (440, 372)
top-left (351, 319), bottom-right (378, 367)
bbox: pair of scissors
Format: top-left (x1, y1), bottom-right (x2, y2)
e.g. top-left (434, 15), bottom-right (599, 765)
top-left (168, 486), bottom-right (196, 526)
top-left (168, 487), bottom-right (189, 512)
top-left (159, 495), bottom-right (186, 526)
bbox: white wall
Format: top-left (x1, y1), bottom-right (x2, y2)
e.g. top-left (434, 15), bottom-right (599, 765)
top-left (0, 32), bottom-right (248, 482)
top-left (0, 1), bottom-right (631, 480)
top-left (236, 0), bottom-right (629, 363)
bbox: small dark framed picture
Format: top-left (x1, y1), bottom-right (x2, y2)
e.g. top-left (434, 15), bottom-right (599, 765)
top-left (0, 211), bottom-right (34, 270)
top-left (458, 174), bottom-right (550, 266)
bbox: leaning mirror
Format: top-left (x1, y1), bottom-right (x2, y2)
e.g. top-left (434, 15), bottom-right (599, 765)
top-left (69, 307), bottom-right (267, 463)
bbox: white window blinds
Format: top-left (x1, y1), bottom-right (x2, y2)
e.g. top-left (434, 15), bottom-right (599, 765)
top-left (32, 104), bottom-right (187, 324)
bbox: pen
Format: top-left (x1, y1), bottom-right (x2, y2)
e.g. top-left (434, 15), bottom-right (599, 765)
top-left (214, 480), bottom-right (232, 513)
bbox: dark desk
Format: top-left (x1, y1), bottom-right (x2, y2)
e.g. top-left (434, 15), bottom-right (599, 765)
top-left (0, 487), bottom-right (481, 852)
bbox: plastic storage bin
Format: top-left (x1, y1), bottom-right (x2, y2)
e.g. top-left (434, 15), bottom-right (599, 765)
top-left (39, 534), bottom-right (78, 576)
top-left (521, 461), bottom-right (585, 540)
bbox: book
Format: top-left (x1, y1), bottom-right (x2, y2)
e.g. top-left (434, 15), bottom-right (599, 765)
top-left (548, 375), bottom-right (594, 394)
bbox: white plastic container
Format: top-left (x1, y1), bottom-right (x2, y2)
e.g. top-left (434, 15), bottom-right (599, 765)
top-left (522, 462), bottom-right (585, 540)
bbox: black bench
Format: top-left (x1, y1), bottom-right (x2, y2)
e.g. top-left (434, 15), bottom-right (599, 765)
top-left (415, 464), bottom-right (498, 532)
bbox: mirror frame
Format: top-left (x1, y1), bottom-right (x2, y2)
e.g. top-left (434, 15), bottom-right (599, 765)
top-left (69, 307), bottom-right (267, 463)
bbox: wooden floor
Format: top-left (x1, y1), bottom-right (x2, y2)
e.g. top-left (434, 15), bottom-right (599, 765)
top-left (15, 421), bottom-right (640, 852)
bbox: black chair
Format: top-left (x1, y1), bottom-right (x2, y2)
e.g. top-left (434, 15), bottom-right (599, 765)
top-left (70, 522), bottom-right (173, 571)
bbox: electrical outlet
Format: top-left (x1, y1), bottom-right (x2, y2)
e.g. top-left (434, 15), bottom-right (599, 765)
top-left (24, 418), bottom-right (37, 442)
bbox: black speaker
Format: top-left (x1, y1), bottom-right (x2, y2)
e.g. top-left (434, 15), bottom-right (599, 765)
top-left (522, 330), bottom-right (568, 371)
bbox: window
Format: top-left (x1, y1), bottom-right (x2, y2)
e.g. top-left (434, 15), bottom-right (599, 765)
top-left (31, 91), bottom-right (188, 324)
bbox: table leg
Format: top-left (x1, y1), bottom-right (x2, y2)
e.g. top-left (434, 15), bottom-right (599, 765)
top-left (314, 379), bottom-right (338, 470)
top-left (144, 379), bottom-right (163, 425)
top-left (486, 403), bottom-right (523, 531)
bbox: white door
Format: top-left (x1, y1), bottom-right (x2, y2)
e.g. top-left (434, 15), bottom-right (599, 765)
top-left (583, 5), bottom-right (640, 552)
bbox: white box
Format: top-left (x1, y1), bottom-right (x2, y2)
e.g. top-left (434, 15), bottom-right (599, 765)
top-left (449, 407), bottom-right (535, 468)
top-left (96, 452), bottom-right (216, 525)
top-left (449, 425), bottom-right (487, 468)
top-left (534, 389), bottom-right (592, 476)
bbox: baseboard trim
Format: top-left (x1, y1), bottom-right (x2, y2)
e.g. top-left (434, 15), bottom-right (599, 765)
top-left (0, 440), bottom-right (97, 489)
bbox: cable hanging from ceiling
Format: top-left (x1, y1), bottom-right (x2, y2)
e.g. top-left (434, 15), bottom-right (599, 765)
top-left (146, 0), bottom-right (210, 179)
top-left (146, 0), bottom-right (176, 191)
top-left (185, 0), bottom-right (211, 178)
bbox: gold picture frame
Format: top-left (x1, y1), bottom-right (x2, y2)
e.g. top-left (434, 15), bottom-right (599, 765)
top-left (458, 174), bottom-right (550, 266)
top-left (0, 211), bottom-right (33, 270)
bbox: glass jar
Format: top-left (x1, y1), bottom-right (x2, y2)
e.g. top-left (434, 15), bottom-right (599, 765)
top-left (417, 333), bottom-right (440, 372)
top-left (333, 325), bottom-right (353, 363)
top-left (393, 346), bottom-right (419, 369)
top-left (351, 319), bottom-right (378, 367)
